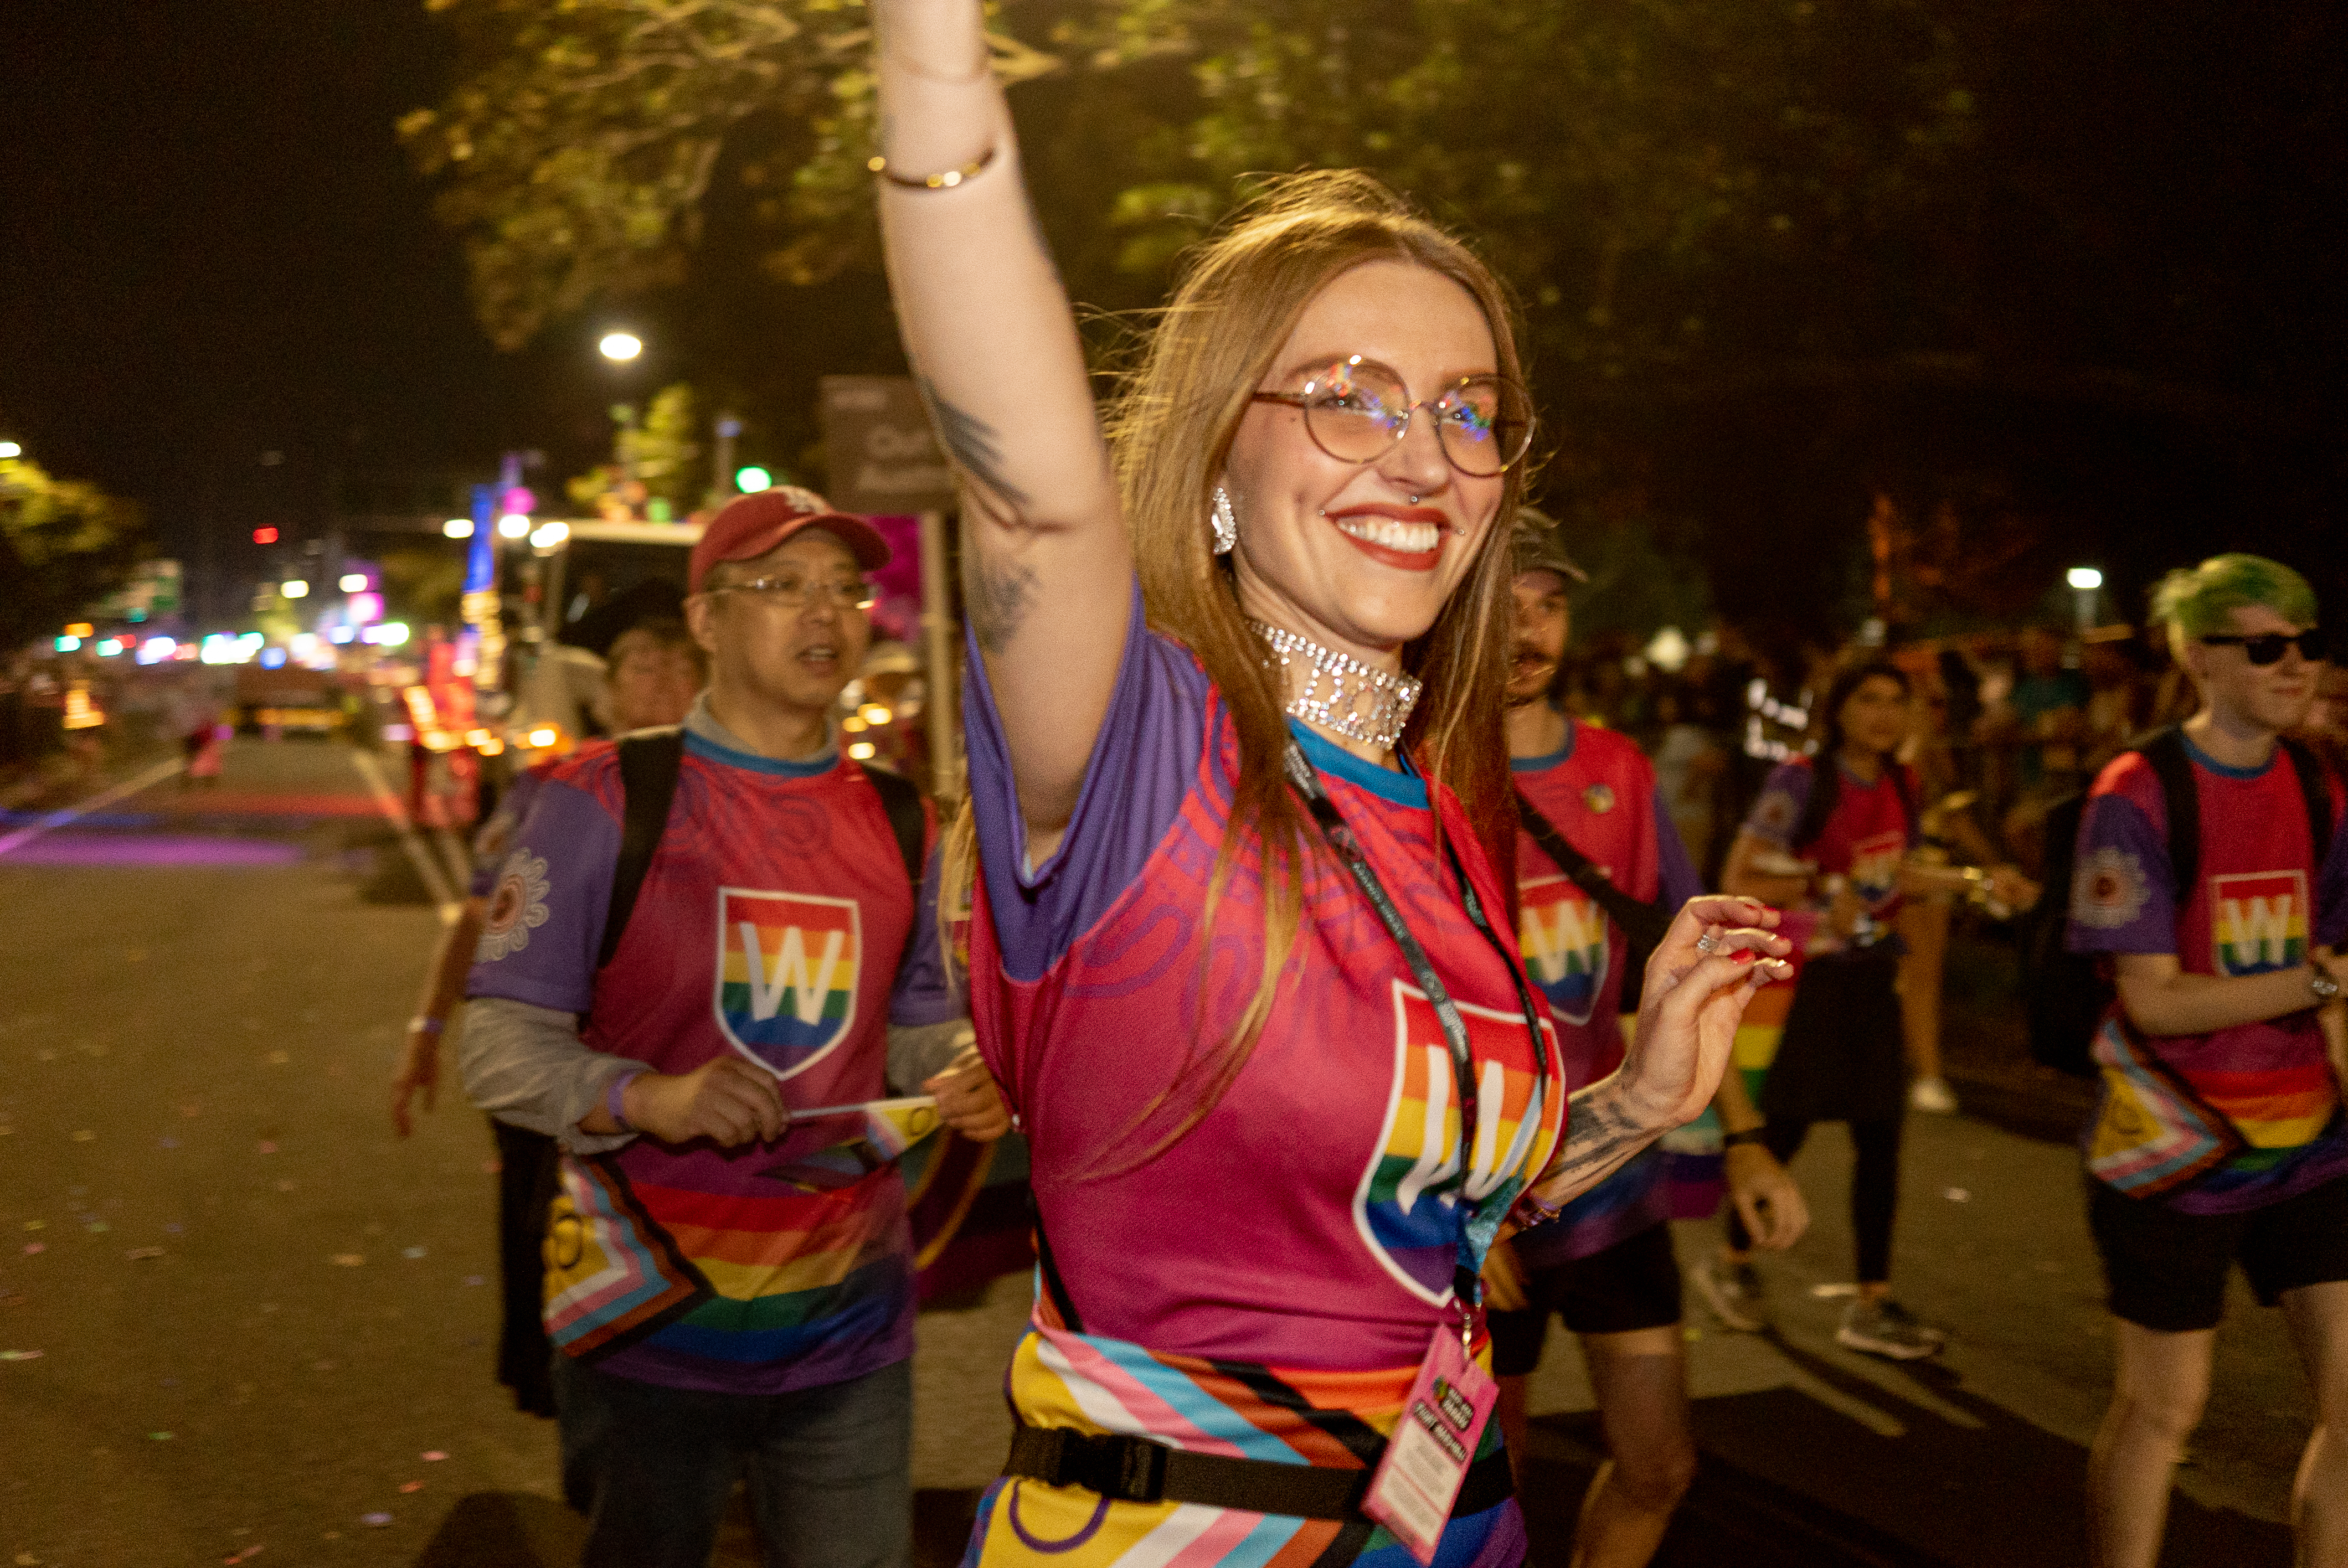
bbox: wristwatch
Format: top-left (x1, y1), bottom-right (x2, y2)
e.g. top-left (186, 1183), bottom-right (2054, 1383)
top-left (2313, 967), bottom-right (2342, 1004)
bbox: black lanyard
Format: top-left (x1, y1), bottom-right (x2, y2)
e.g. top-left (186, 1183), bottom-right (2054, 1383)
top-left (1283, 740), bottom-right (1551, 1311)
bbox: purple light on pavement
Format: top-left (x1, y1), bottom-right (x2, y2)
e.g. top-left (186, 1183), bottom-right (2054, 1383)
top-left (2, 834), bottom-right (302, 867)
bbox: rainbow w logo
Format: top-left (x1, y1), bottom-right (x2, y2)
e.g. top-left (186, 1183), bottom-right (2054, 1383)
top-left (2211, 870), bottom-right (2308, 977)
top-left (714, 888), bottom-right (862, 1078)
top-left (1518, 874), bottom-right (1608, 1025)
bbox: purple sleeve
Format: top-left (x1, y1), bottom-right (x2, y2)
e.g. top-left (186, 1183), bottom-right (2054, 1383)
top-left (888, 844), bottom-right (962, 1027)
top-left (2317, 795), bottom-right (2348, 950)
top-left (962, 584), bottom-right (1209, 983)
top-left (1741, 762), bottom-right (1812, 849)
top-left (2065, 791), bottom-right (2177, 956)
top-left (463, 778), bottom-right (620, 1014)
top-left (466, 772), bottom-right (543, 900)
top-left (1654, 795), bottom-right (1705, 907)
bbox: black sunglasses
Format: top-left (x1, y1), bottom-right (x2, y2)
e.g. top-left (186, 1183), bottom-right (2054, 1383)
top-left (2199, 628), bottom-right (2326, 666)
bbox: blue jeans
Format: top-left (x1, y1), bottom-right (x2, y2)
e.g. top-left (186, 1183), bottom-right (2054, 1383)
top-left (554, 1354), bottom-right (912, 1568)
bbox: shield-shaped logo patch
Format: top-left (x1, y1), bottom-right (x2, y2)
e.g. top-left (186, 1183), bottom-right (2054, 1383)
top-left (713, 888), bottom-right (862, 1079)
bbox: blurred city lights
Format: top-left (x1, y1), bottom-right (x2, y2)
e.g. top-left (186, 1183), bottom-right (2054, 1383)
top-left (253, 527), bottom-right (280, 544)
top-left (281, 579), bottom-right (311, 598)
top-left (858, 703), bottom-right (893, 726)
top-left (329, 627), bottom-right (356, 644)
top-left (527, 726), bottom-right (559, 749)
top-left (599, 332), bottom-right (644, 362)
top-left (2067, 566), bottom-right (2104, 591)
top-left (259, 647), bottom-right (288, 669)
top-left (54, 635), bottom-right (82, 653)
top-left (338, 572), bottom-right (368, 592)
top-left (734, 466), bottom-right (774, 494)
top-left (0, 441), bottom-right (21, 459)
top-left (373, 622), bottom-right (411, 647)
top-left (530, 520), bottom-right (570, 549)
top-left (95, 638), bottom-right (123, 657)
top-left (347, 591), bottom-right (383, 623)
top-left (65, 622), bottom-right (93, 638)
top-left (443, 517), bottom-right (474, 539)
top-left (847, 741), bottom-right (878, 761)
top-left (136, 637), bottom-right (177, 665)
top-left (497, 513), bottom-right (531, 539)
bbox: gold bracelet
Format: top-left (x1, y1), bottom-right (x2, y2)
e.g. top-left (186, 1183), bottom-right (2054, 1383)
top-left (867, 143), bottom-right (997, 190)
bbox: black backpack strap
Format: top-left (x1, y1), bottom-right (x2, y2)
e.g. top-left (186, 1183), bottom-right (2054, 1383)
top-left (2281, 739), bottom-right (2337, 884)
top-left (597, 728), bottom-right (686, 970)
top-left (857, 762), bottom-right (926, 891)
top-left (1514, 789), bottom-right (1674, 953)
top-left (1031, 1193), bottom-right (1083, 1333)
top-left (2139, 728), bottom-right (2201, 910)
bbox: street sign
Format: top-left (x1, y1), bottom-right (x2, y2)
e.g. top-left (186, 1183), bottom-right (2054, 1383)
top-left (818, 376), bottom-right (955, 515)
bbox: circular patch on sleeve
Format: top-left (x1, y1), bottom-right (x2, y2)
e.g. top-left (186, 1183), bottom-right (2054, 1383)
top-left (477, 849), bottom-right (552, 961)
top-left (1749, 788), bottom-right (1799, 841)
top-left (2071, 845), bottom-right (2150, 931)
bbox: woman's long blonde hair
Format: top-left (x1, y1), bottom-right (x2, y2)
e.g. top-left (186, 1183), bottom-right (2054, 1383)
top-left (955, 171), bottom-right (1531, 1172)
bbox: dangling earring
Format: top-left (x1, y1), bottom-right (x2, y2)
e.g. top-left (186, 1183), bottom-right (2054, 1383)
top-left (1210, 486), bottom-right (1238, 555)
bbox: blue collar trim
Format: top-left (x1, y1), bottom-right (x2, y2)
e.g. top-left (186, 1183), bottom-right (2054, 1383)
top-left (2183, 733), bottom-right (2275, 782)
top-left (1288, 719), bottom-right (1428, 808)
top-left (1510, 711), bottom-right (1577, 775)
top-left (683, 728), bottom-right (838, 778)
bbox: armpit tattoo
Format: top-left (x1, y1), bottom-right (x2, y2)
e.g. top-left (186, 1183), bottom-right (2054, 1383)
top-left (964, 549), bottom-right (1038, 656)
top-left (918, 374), bottom-right (1031, 509)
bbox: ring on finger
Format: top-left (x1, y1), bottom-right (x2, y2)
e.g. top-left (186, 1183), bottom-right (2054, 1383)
top-left (1696, 930), bottom-right (1719, 955)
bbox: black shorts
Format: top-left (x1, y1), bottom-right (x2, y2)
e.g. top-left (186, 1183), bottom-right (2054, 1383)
top-left (2087, 1170), bottom-right (2348, 1333)
top-left (1487, 1220), bottom-right (1683, 1377)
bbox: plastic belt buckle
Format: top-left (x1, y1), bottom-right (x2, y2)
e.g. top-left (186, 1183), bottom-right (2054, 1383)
top-left (1048, 1430), bottom-right (1168, 1504)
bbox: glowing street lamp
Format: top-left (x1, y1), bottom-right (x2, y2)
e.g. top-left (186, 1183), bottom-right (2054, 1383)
top-left (444, 517), bottom-right (474, 539)
top-left (0, 441), bottom-right (22, 460)
top-left (497, 513), bottom-right (531, 539)
top-left (598, 331), bottom-right (644, 363)
top-left (2067, 565), bottom-right (2104, 631)
top-left (281, 579), bottom-right (311, 599)
top-left (338, 572), bottom-right (368, 592)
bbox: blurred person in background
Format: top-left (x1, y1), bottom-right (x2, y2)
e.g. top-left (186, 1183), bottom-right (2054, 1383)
top-left (2064, 554), bottom-right (2346, 1568)
top-left (2081, 626), bottom-right (2156, 777)
top-left (1986, 624), bottom-right (2089, 795)
top-left (1488, 517), bottom-right (1806, 1566)
top-left (389, 615), bottom-right (707, 1418)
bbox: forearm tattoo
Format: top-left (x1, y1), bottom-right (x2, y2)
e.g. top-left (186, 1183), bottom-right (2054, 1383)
top-left (1546, 1082), bottom-right (1652, 1191)
top-left (918, 374), bottom-right (1031, 509)
top-left (964, 548), bottom-right (1038, 656)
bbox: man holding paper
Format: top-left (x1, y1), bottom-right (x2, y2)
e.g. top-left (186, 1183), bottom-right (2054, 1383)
top-left (460, 487), bottom-right (1007, 1568)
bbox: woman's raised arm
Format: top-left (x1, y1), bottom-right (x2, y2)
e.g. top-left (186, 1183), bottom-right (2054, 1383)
top-left (876, 0), bottom-right (1130, 852)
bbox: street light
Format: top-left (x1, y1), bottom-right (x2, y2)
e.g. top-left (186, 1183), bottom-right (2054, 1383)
top-left (497, 513), bottom-right (531, 539)
top-left (0, 441), bottom-right (21, 460)
top-left (599, 331), bottom-right (643, 363)
top-left (338, 572), bottom-right (368, 592)
top-left (2067, 565), bottom-right (2103, 632)
top-left (530, 520), bottom-right (570, 550)
top-left (281, 580), bottom-right (311, 599)
top-left (2066, 567), bottom-right (2104, 591)
top-left (443, 517), bottom-right (473, 539)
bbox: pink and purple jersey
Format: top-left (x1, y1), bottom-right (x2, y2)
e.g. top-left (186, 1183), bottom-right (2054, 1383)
top-left (1509, 719), bottom-right (1703, 1267)
top-left (2067, 739), bottom-right (2348, 1213)
top-left (465, 729), bottom-right (957, 1393)
top-left (959, 594), bottom-right (1561, 1566)
top-left (1744, 757), bottom-right (1918, 920)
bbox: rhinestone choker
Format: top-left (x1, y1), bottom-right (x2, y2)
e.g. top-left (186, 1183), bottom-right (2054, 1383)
top-left (1250, 621), bottom-right (1423, 752)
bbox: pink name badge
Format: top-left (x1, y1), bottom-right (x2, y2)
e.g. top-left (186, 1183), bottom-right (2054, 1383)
top-left (1362, 1324), bottom-right (1497, 1564)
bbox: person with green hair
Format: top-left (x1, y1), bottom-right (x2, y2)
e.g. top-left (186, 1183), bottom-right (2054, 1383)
top-left (2066, 551), bottom-right (2348, 1568)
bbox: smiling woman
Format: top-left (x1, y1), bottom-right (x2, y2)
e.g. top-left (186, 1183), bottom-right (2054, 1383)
top-left (872, 0), bottom-right (1789, 1560)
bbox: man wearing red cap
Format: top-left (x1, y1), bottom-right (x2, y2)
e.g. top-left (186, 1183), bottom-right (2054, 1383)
top-left (460, 488), bottom-right (1008, 1567)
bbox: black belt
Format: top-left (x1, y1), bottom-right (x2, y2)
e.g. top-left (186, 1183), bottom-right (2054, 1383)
top-left (1005, 1423), bottom-right (1515, 1522)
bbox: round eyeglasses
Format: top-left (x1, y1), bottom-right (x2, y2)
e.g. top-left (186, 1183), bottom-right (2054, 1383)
top-left (1250, 355), bottom-right (1536, 478)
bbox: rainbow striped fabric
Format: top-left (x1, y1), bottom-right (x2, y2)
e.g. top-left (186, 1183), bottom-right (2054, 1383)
top-left (718, 889), bottom-right (863, 1075)
top-left (960, 1321), bottom-right (1526, 1568)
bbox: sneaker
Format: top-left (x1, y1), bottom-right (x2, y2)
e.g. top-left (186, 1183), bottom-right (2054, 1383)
top-left (1837, 1297), bottom-right (1947, 1360)
top-left (1910, 1076), bottom-right (1960, 1114)
top-left (1695, 1257), bottom-right (1770, 1333)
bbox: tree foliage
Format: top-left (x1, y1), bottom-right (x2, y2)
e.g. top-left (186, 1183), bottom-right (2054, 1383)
top-left (0, 454), bottom-right (148, 652)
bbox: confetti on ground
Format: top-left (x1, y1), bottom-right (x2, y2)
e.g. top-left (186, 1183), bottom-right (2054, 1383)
top-left (1945, 1187), bottom-right (1972, 1202)
top-left (0, 1292), bottom-right (25, 1307)
top-left (330, 1254), bottom-right (364, 1267)
top-left (266, 1051), bottom-right (289, 1065)
top-left (85, 1221), bottom-right (110, 1234)
top-left (361, 1513), bottom-right (393, 1528)
top-left (164, 1223), bottom-right (183, 1234)
top-left (150, 1431), bottom-right (174, 1440)
top-left (481, 1158), bottom-right (502, 1174)
top-left (462, 1275), bottom-right (484, 1287)
top-left (125, 1246), bottom-right (165, 1261)
top-left (1809, 1282), bottom-right (1861, 1299)
top-left (275, 1180), bottom-right (296, 1192)
top-left (223, 1546), bottom-right (264, 1564)
top-left (23, 1220), bottom-right (43, 1230)
top-left (158, 1137), bottom-right (179, 1149)
top-left (19, 1552), bottom-right (43, 1565)
top-left (2, 1349), bottom-right (44, 1361)
top-left (256, 1142), bottom-right (278, 1154)
top-left (421, 1450), bottom-right (447, 1462)
top-left (398, 1481), bottom-right (423, 1494)
top-left (22, 1243), bottom-right (44, 1256)
top-left (401, 1246), bottom-right (427, 1260)
top-left (70, 1131), bottom-right (94, 1142)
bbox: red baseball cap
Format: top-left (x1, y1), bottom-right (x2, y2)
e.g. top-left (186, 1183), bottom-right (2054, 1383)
top-left (688, 486), bottom-right (892, 593)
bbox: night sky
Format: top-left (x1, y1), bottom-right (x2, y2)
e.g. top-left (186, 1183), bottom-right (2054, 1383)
top-left (3, 1), bottom-right (2342, 627)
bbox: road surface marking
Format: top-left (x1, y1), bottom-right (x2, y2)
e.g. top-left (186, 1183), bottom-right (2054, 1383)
top-left (346, 749), bottom-right (463, 921)
top-left (0, 756), bottom-right (186, 858)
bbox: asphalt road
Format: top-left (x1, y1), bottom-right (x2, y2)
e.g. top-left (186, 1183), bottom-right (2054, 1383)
top-left (0, 736), bottom-right (2310, 1566)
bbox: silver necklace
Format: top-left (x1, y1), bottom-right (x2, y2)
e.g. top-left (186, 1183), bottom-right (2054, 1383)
top-left (1250, 621), bottom-right (1423, 752)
